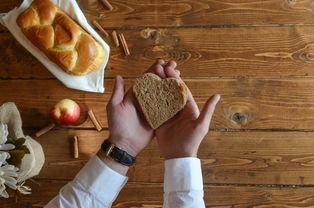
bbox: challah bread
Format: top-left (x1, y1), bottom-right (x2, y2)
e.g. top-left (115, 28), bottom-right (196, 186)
top-left (16, 0), bottom-right (106, 76)
top-left (133, 73), bottom-right (188, 129)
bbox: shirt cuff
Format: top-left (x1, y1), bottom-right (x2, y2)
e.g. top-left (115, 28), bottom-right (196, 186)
top-left (164, 157), bottom-right (203, 193)
top-left (74, 155), bottom-right (128, 203)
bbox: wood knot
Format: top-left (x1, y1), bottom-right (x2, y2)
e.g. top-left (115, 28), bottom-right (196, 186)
top-left (265, 193), bottom-right (273, 198)
top-left (284, 0), bottom-right (297, 6)
top-left (286, 0), bottom-right (296, 5)
top-left (300, 52), bottom-right (314, 62)
top-left (281, 0), bottom-right (297, 9)
top-left (141, 29), bottom-right (160, 40)
top-left (232, 112), bottom-right (248, 125)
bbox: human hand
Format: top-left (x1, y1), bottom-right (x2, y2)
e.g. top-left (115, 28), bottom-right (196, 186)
top-left (153, 60), bottom-right (221, 159)
top-left (98, 61), bottom-right (170, 174)
top-left (104, 61), bottom-right (169, 157)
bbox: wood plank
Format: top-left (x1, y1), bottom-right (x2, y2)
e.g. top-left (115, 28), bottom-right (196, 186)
top-left (2, 78), bottom-right (314, 130)
top-left (3, 0), bottom-right (314, 28)
top-left (28, 129), bottom-right (314, 185)
top-left (2, 26), bottom-right (314, 79)
top-left (2, 180), bottom-right (314, 208)
top-left (0, 0), bottom-right (21, 13)
top-left (79, 0), bottom-right (314, 27)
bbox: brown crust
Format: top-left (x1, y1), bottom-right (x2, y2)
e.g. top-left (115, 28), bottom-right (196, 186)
top-left (16, 0), bottom-right (106, 76)
top-left (177, 80), bottom-right (188, 105)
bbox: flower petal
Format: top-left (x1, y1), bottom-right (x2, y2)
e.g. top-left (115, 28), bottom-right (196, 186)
top-left (0, 152), bottom-right (9, 165)
top-left (0, 124), bottom-right (8, 145)
top-left (0, 144), bottom-right (15, 151)
top-left (0, 190), bottom-right (9, 198)
top-left (3, 170), bottom-right (18, 177)
top-left (0, 165), bottom-right (16, 171)
top-left (3, 176), bottom-right (17, 190)
top-left (17, 185), bottom-right (32, 195)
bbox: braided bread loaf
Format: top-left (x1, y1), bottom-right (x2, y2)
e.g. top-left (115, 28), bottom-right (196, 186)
top-left (16, 0), bottom-right (106, 76)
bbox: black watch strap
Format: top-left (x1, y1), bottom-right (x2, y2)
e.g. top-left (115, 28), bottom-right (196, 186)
top-left (101, 140), bottom-right (136, 166)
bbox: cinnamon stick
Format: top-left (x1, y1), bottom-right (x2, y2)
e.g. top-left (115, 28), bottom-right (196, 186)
top-left (118, 33), bottom-right (130, 56)
top-left (92, 20), bottom-right (109, 37)
top-left (35, 123), bottom-right (55, 137)
top-left (100, 0), bottom-right (113, 11)
top-left (88, 109), bottom-right (103, 131)
top-left (111, 31), bottom-right (119, 47)
top-left (73, 136), bottom-right (79, 159)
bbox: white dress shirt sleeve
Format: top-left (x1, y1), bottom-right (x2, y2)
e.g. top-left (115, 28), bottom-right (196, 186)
top-left (44, 155), bottom-right (128, 208)
top-left (163, 157), bottom-right (205, 208)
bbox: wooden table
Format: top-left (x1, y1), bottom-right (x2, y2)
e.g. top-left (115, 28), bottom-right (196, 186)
top-left (2, 0), bottom-right (314, 207)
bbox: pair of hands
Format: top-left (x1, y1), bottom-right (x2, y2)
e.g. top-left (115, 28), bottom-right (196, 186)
top-left (103, 59), bottom-right (220, 165)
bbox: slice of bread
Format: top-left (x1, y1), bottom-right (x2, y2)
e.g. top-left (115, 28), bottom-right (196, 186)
top-left (133, 73), bottom-right (188, 129)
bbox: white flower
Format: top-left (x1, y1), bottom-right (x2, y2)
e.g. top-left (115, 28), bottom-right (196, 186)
top-left (17, 181), bottom-right (31, 195)
top-left (0, 152), bottom-right (19, 198)
top-left (0, 183), bottom-right (8, 198)
top-left (0, 164), bottom-right (18, 198)
top-left (0, 152), bottom-right (10, 166)
top-left (0, 123), bottom-right (8, 144)
top-left (0, 123), bottom-right (15, 151)
top-left (0, 123), bottom-right (32, 198)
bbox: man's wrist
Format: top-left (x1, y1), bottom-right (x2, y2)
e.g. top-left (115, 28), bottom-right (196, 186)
top-left (97, 149), bottom-right (129, 176)
top-left (98, 136), bottom-right (137, 171)
top-left (107, 136), bottom-right (138, 157)
top-left (164, 152), bottom-right (197, 160)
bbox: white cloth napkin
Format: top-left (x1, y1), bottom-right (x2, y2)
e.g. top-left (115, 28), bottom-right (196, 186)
top-left (0, 0), bottom-right (110, 93)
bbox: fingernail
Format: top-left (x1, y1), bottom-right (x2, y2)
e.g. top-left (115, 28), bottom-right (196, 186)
top-left (214, 94), bottom-right (221, 103)
top-left (156, 58), bottom-right (165, 65)
top-left (169, 60), bottom-right (177, 67)
top-left (116, 75), bottom-right (123, 82)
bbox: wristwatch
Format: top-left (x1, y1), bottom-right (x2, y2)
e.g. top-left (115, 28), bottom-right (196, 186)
top-left (101, 140), bottom-right (136, 166)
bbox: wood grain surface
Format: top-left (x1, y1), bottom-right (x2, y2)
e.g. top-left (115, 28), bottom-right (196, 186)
top-left (2, 78), bottom-right (314, 130)
top-left (1, 0), bottom-right (314, 207)
top-left (2, 0), bottom-right (314, 28)
top-left (2, 181), bottom-right (314, 208)
top-left (24, 129), bottom-right (314, 185)
top-left (3, 26), bottom-right (314, 79)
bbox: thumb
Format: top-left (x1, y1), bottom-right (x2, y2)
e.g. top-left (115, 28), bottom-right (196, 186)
top-left (197, 94), bottom-right (221, 128)
top-left (110, 76), bottom-right (125, 106)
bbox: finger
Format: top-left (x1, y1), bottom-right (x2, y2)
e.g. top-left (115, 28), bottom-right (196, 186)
top-left (110, 76), bottom-right (125, 106)
top-left (175, 69), bottom-right (180, 76)
top-left (156, 58), bottom-right (165, 65)
top-left (146, 59), bottom-right (163, 72)
top-left (155, 65), bottom-right (167, 78)
top-left (165, 60), bottom-right (177, 69)
top-left (146, 59), bottom-right (166, 78)
top-left (164, 60), bottom-right (179, 78)
top-left (197, 94), bottom-right (221, 128)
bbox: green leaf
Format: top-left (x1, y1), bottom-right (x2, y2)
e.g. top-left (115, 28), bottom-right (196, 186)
top-left (6, 150), bottom-right (26, 167)
top-left (15, 138), bottom-right (26, 147)
top-left (4, 137), bottom-right (30, 166)
top-left (6, 138), bottom-right (26, 149)
top-left (6, 137), bottom-right (14, 144)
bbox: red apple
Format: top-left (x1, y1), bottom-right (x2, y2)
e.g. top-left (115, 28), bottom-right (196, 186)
top-left (51, 99), bottom-right (80, 125)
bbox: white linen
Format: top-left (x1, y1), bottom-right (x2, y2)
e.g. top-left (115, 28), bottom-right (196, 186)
top-left (0, 0), bottom-right (110, 93)
top-left (164, 158), bottom-right (205, 208)
top-left (44, 156), bottom-right (205, 208)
